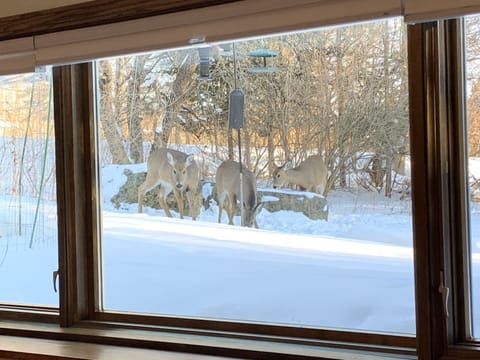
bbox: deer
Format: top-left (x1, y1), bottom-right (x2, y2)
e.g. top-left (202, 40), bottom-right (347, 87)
top-left (137, 147), bottom-right (200, 220)
top-left (272, 154), bottom-right (328, 196)
top-left (215, 159), bottom-right (263, 228)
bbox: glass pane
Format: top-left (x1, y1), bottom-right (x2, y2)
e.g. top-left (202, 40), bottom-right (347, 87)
top-left (466, 14), bottom-right (480, 337)
top-left (97, 18), bottom-right (414, 334)
top-left (0, 69), bottom-right (58, 306)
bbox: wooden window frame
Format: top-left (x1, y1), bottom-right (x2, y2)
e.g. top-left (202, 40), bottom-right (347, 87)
top-left (2, 1), bottom-right (480, 359)
top-left (0, 0), bottom-right (242, 42)
top-left (408, 17), bottom-right (480, 359)
top-left (439, 17), bottom-right (480, 360)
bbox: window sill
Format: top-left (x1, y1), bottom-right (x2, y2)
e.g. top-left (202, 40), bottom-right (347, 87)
top-left (0, 320), bottom-right (416, 360)
top-left (0, 335), bottom-right (235, 360)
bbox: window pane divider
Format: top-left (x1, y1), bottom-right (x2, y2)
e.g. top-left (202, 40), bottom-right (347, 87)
top-left (408, 20), bottom-right (449, 359)
top-left (53, 62), bottom-right (97, 327)
top-left (442, 18), bottom-right (472, 344)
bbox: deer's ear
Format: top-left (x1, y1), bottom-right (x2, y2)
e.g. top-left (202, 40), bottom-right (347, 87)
top-left (185, 154), bottom-right (194, 167)
top-left (167, 152), bottom-right (174, 166)
top-left (283, 160), bottom-right (293, 170)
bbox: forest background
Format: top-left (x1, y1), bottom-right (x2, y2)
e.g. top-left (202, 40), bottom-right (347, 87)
top-left (1, 16), bottom-right (480, 230)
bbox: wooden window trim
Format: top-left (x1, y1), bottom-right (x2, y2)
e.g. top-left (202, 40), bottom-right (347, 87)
top-left (0, 334), bottom-right (241, 360)
top-left (1, 14), bottom-right (416, 360)
top-left (0, 320), bottom-right (416, 359)
top-left (408, 17), bottom-right (480, 360)
top-left (408, 20), bottom-right (448, 359)
top-left (442, 18), bottom-right (471, 345)
top-left (0, 0), bottom-right (402, 70)
top-left (3, 5), bottom-right (480, 360)
top-left (441, 16), bottom-right (480, 360)
top-left (94, 311), bottom-right (416, 349)
top-left (41, 18), bottom-right (418, 360)
top-left (53, 62), bottom-right (97, 326)
top-left (0, 306), bottom-right (58, 323)
top-left (0, 0), bottom-right (242, 42)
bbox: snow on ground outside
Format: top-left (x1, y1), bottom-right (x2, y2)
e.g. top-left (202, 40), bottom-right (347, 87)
top-left (2, 161), bottom-right (480, 335)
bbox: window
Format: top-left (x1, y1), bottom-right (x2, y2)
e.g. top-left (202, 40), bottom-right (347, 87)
top-left (96, 18), bottom-right (415, 335)
top-left (3, 1), bottom-right (480, 359)
top-left (0, 68), bottom-right (58, 307)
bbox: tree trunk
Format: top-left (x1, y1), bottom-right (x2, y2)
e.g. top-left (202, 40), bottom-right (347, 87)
top-left (127, 56), bottom-right (147, 163)
top-left (98, 61), bottom-right (130, 164)
top-left (227, 129), bottom-right (234, 160)
top-left (335, 29), bottom-right (347, 188)
top-left (267, 130), bottom-right (275, 176)
top-left (384, 157), bottom-right (393, 197)
top-left (154, 57), bottom-right (196, 147)
top-left (244, 128), bottom-right (251, 168)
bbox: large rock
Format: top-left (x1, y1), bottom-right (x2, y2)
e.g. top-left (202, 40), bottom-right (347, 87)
top-left (258, 188), bottom-right (328, 221)
top-left (111, 169), bottom-right (148, 208)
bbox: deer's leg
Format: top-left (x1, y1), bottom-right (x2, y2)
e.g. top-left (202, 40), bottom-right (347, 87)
top-left (227, 195), bottom-right (235, 225)
top-left (217, 191), bottom-right (226, 224)
top-left (186, 190), bottom-right (199, 220)
top-left (157, 186), bottom-right (173, 218)
top-left (173, 189), bottom-right (185, 219)
top-left (253, 203), bottom-right (263, 229)
top-left (138, 185), bottom-right (146, 213)
top-left (137, 176), bottom-right (160, 213)
top-left (217, 199), bottom-right (223, 224)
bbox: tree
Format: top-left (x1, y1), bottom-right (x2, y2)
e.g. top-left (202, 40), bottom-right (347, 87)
top-left (98, 60), bottom-right (130, 164)
top-left (153, 50), bottom-right (197, 148)
top-left (98, 19), bottom-right (411, 200)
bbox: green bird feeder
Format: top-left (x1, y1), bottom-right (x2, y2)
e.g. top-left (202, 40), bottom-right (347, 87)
top-left (247, 48), bottom-right (278, 73)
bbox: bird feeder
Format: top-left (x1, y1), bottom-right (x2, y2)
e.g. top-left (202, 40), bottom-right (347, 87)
top-left (247, 48), bottom-right (278, 73)
top-left (197, 46), bottom-right (212, 80)
top-left (228, 88), bottom-right (244, 130)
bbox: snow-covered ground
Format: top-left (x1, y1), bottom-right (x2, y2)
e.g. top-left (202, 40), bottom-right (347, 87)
top-left (2, 161), bottom-right (480, 336)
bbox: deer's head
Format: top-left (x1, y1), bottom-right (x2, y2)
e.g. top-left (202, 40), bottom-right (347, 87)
top-left (167, 151), bottom-right (195, 191)
top-left (272, 161), bottom-right (292, 189)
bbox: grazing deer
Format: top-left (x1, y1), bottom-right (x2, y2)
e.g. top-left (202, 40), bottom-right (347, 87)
top-left (216, 159), bottom-right (262, 228)
top-left (138, 147), bottom-right (200, 219)
top-left (273, 154), bottom-right (328, 196)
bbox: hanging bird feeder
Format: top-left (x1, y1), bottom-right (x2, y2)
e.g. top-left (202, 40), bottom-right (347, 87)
top-left (197, 46), bottom-right (212, 80)
top-left (228, 88), bottom-right (244, 130)
top-left (247, 48), bottom-right (278, 73)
